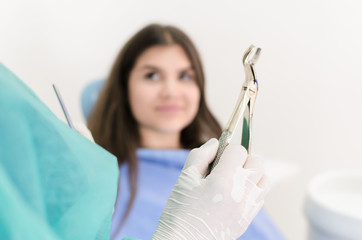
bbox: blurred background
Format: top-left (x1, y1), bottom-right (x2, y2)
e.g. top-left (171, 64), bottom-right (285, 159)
top-left (1, 1), bottom-right (361, 239)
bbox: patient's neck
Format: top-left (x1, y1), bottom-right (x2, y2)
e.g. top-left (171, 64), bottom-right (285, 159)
top-left (139, 127), bottom-right (181, 149)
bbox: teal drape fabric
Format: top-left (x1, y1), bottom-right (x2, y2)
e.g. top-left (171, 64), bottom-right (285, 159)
top-left (0, 63), bottom-right (119, 240)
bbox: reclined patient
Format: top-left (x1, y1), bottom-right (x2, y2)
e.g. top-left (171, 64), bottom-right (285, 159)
top-left (86, 23), bottom-right (285, 240)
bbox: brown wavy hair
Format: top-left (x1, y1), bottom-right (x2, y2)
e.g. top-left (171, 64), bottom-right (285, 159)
top-left (87, 23), bottom-right (222, 228)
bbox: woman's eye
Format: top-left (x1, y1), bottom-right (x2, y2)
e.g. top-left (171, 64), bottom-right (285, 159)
top-left (145, 72), bottom-right (159, 81)
top-left (180, 72), bottom-right (194, 81)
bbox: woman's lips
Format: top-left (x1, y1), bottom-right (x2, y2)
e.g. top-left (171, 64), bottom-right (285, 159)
top-left (156, 105), bottom-right (183, 113)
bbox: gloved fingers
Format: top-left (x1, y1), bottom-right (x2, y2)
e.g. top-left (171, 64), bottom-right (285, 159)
top-left (243, 156), bottom-right (265, 184)
top-left (227, 219), bottom-right (249, 239)
top-left (176, 139), bottom-right (218, 191)
top-left (230, 167), bottom-right (266, 205)
top-left (238, 178), bottom-right (268, 221)
top-left (237, 158), bottom-right (266, 205)
top-left (73, 122), bottom-right (94, 142)
top-left (245, 168), bottom-right (265, 186)
top-left (183, 138), bottom-right (219, 175)
top-left (255, 176), bottom-right (270, 202)
top-left (246, 180), bottom-right (267, 204)
top-left (243, 155), bottom-right (262, 169)
top-left (244, 199), bottom-right (264, 224)
top-left (211, 144), bottom-right (248, 175)
top-left (257, 175), bottom-right (269, 188)
top-left (234, 199), bottom-right (264, 237)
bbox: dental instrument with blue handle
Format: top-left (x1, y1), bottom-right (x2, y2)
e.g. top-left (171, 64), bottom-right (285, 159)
top-left (206, 45), bottom-right (261, 176)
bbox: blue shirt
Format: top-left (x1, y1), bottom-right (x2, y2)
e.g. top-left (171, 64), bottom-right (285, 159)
top-left (111, 148), bottom-right (285, 240)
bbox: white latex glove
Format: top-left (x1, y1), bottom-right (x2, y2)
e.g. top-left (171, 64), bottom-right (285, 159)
top-left (153, 138), bottom-right (269, 240)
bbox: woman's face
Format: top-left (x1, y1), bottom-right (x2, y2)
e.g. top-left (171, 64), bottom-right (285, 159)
top-left (128, 44), bottom-right (200, 136)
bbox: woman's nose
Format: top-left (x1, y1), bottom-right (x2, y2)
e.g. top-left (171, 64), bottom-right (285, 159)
top-left (160, 79), bottom-right (180, 99)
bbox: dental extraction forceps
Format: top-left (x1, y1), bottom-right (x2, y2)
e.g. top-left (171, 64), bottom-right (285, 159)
top-left (205, 45), bottom-right (261, 176)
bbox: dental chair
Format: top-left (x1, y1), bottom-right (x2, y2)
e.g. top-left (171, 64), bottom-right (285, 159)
top-left (81, 79), bottom-right (105, 119)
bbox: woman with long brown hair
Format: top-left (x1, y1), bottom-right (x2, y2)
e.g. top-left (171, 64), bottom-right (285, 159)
top-left (87, 24), bottom-right (284, 239)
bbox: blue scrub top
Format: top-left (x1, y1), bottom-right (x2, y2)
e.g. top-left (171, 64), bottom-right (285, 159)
top-left (111, 148), bottom-right (285, 240)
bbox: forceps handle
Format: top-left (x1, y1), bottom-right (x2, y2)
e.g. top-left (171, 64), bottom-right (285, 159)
top-left (205, 85), bottom-right (252, 175)
top-left (225, 88), bottom-right (249, 133)
top-left (241, 103), bottom-right (252, 152)
top-left (53, 84), bottom-right (75, 129)
top-left (205, 130), bottom-right (232, 176)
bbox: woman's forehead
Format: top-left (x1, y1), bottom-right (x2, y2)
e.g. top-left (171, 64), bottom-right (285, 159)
top-left (134, 45), bottom-right (192, 70)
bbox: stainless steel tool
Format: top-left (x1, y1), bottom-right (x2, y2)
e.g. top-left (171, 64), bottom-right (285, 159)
top-left (205, 45), bottom-right (261, 176)
top-left (53, 84), bottom-right (75, 129)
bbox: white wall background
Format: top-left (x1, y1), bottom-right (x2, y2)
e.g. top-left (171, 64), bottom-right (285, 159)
top-left (1, 1), bottom-right (362, 239)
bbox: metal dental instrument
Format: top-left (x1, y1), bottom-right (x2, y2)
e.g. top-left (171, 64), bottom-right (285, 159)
top-left (53, 84), bottom-right (75, 129)
top-left (205, 45), bottom-right (261, 176)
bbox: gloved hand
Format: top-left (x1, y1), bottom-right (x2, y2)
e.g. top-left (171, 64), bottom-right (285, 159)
top-left (152, 138), bottom-right (269, 240)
